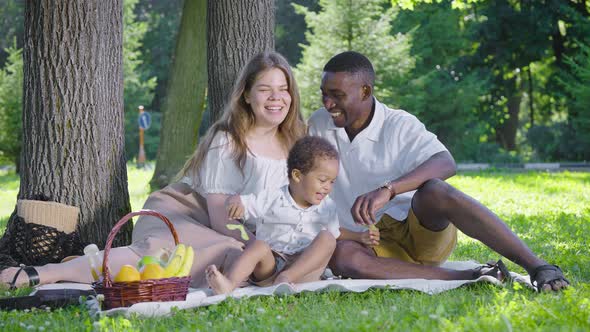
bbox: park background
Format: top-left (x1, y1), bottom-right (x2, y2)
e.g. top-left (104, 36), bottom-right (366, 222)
top-left (1, 0), bottom-right (589, 170)
top-left (0, 0), bottom-right (589, 331)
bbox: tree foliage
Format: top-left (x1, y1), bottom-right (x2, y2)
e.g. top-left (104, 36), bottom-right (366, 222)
top-left (275, 0), bottom-right (320, 65)
top-left (391, 0), bottom-right (484, 10)
top-left (531, 41), bottom-right (590, 161)
top-left (0, 42), bottom-right (22, 168)
top-left (393, 3), bottom-right (489, 161)
top-left (0, 0), bottom-right (23, 67)
top-left (563, 43), bottom-right (590, 159)
top-left (135, 0), bottom-right (183, 112)
top-left (295, 0), bottom-right (414, 117)
top-left (123, 0), bottom-right (158, 162)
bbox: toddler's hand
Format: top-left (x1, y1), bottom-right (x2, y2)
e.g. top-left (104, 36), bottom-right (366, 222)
top-left (225, 195), bottom-right (245, 219)
top-left (359, 227), bottom-right (380, 247)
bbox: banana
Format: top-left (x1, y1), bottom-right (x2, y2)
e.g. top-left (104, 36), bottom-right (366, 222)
top-left (368, 224), bottom-right (378, 231)
top-left (163, 255), bottom-right (183, 278)
top-left (162, 244), bottom-right (185, 278)
top-left (226, 223), bottom-right (249, 241)
top-left (175, 245), bottom-right (194, 277)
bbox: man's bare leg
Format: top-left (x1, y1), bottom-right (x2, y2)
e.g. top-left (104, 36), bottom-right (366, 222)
top-left (275, 230), bottom-right (336, 284)
top-left (329, 240), bottom-right (476, 280)
top-left (413, 179), bottom-right (568, 291)
top-left (206, 240), bottom-right (275, 294)
top-left (330, 179), bottom-right (568, 291)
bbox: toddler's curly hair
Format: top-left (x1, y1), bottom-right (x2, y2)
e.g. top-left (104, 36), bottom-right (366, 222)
top-left (287, 136), bottom-right (339, 178)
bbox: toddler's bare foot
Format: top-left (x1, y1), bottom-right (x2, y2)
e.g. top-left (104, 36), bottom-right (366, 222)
top-left (205, 265), bottom-right (235, 295)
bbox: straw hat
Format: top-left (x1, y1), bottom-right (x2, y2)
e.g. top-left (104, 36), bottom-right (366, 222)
top-left (16, 200), bottom-right (79, 234)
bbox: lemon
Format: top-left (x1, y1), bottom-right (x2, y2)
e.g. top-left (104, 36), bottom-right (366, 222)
top-left (140, 263), bottom-right (165, 280)
top-left (114, 264), bottom-right (141, 283)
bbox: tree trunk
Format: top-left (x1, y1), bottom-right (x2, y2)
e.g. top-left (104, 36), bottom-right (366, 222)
top-left (495, 94), bottom-right (521, 151)
top-left (527, 66), bottom-right (534, 127)
top-left (206, 0), bottom-right (275, 127)
top-left (150, 0), bottom-right (208, 190)
top-left (16, 0), bottom-right (131, 247)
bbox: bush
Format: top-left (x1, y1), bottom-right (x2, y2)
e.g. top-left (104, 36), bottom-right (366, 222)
top-left (528, 122), bottom-right (588, 162)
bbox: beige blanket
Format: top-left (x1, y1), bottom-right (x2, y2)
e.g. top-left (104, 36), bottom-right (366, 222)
top-left (33, 261), bottom-right (532, 317)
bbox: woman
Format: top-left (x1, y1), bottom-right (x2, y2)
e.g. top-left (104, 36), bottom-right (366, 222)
top-left (2, 51), bottom-right (306, 289)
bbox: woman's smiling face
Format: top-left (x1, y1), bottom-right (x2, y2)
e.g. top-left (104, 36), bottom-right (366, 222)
top-left (245, 67), bottom-right (292, 128)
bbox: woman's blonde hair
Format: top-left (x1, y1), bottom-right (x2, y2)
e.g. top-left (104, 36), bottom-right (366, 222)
top-left (178, 51), bottom-right (306, 184)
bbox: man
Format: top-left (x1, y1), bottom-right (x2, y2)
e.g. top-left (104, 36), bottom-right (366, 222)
top-left (308, 51), bottom-right (568, 292)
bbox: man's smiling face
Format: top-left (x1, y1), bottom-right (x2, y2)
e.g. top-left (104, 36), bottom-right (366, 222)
top-left (320, 71), bottom-right (372, 131)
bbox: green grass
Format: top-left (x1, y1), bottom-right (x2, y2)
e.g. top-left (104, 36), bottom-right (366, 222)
top-left (0, 167), bottom-right (19, 233)
top-left (1, 168), bottom-right (589, 331)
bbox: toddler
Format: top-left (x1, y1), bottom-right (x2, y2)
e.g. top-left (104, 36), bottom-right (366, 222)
top-left (206, 136), bottom-right (380, 294)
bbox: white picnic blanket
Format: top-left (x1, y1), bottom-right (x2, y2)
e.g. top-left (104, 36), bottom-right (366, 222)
top-left (33, 261), bottom-right (532, 317)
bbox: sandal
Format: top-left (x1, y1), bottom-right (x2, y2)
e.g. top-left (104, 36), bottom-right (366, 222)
top-left (473, 259), bottom-right (512, 282)
top-left (8, 264), bottom-right (40, 290)
top-left (530, 264), bottom-right (570, 292)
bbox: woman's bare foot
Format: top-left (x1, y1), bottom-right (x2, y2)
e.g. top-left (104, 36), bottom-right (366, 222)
top-left (0, 266), bottom-right (30, 289)
top-left (205, 265), bottom-right (235, 295)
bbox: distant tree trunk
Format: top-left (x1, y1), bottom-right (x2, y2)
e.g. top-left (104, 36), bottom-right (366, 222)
top-left (205, 0), bottom-right (275, 127)
top-left (527, 66), bottom-right (534, 127)
top-left (13, 0), bottom-right (131, 247)
top-left (150, 0), bottom-right (207, 190)
top-left (495, 93), bottom-right (521, 151)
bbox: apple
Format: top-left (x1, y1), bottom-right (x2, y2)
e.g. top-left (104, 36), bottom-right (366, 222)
top-left (136, 255), bottom-right (162, 270)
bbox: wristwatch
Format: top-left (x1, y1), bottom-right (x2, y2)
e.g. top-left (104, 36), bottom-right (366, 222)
top-left (379, 180), bottom-right (396, 200)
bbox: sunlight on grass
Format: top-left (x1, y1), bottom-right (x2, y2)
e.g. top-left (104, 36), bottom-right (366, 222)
top-left (0, 168), bottom-right (18, 217)
top-left (127, 163), bottom-right (155, 212)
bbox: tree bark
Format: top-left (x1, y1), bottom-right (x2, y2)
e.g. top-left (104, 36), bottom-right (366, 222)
top-left (206, 0), bottom-right (275, 127)
top-left (150, 0), bottom-right (208, 190)
top-left (495, 94), bottom-right (521, 151)
top-left (527, 66), bottom-right (534, 127)
top-left (16, 0), bottom-right (131, 247)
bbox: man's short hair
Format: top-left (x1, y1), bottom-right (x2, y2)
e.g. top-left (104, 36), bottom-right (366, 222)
top-left (288, 136), bottom-right (339, 178)
top-left (323, 51), bottom-right (375, 86)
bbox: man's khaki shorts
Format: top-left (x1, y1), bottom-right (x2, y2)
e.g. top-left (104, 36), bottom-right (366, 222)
top-left (372, 209), bottom-right (457, 266)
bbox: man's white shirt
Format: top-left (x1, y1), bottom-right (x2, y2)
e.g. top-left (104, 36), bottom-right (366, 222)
top-left (241, 185), bottom-right (341, 255)
top-left (308, 98), bottom-right (448, 232)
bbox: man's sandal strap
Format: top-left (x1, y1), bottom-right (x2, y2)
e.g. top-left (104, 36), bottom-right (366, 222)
top-left (530, 264), bottom-right (569, 291)
top-left (494, 259), bottom-right (512, 282)
top-left (10, 265), bottom-right (40, 289)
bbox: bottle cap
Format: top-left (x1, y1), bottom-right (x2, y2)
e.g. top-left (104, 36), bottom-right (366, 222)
top-left (84, 244), bottom-right (99, 255)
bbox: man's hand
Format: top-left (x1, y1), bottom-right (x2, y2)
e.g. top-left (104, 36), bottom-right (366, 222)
top-left (225, 195), bottom-right (245, 220)
top-left (358, 227), bottom-right (380, 247)
top-left (351, 187), bottom-right (393, 225)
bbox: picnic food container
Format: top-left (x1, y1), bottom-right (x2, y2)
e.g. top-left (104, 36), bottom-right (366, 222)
top-left (93, 210), bottom-right (191, 309)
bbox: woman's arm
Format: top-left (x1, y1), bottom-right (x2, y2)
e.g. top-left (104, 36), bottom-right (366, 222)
top-left (206, 193), bottom-right (255, 245)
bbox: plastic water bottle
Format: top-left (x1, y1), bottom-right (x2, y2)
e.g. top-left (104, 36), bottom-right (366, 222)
top-left (83, 244), bottom-right (104, 282)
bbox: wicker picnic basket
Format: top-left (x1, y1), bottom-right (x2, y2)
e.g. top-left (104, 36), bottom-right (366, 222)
top-left (93, 210), bottom-right (191, 309)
